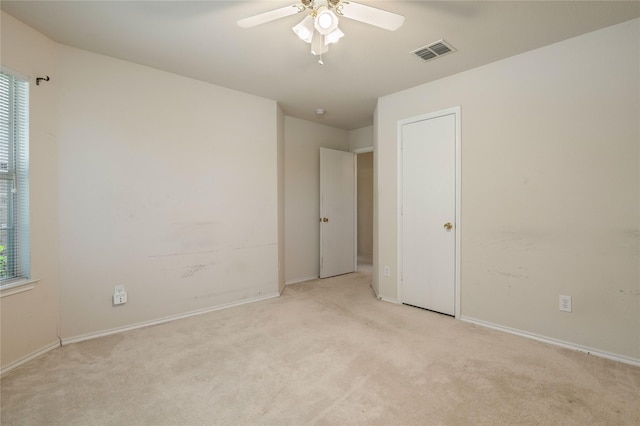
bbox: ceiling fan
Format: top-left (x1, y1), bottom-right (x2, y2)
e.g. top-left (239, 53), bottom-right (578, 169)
top-left (237, 0), bottom-right (405, 64)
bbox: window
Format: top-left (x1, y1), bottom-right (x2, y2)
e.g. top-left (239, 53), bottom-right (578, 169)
top-left (0, 70), bottom-right (30, 285)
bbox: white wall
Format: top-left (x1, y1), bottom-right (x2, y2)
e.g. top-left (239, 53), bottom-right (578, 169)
top-left (284, 116), bottom-right (349, 283)
top-left (376, 19), bottom-right (640, 361)
top-left (56, 46), bottom-right (280, 340)
top-left (0, 12), bottom-right (61, 371)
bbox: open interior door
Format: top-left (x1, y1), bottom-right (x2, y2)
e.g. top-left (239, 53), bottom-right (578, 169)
top-left (320, 148), bottom-right (356, 278)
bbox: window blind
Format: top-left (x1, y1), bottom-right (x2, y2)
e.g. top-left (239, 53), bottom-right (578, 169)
top-left (0, 70), bottom-right (30, 283)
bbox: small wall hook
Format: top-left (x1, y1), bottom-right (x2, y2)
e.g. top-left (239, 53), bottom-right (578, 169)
top-left (36, 76), bottom-right (50, 86)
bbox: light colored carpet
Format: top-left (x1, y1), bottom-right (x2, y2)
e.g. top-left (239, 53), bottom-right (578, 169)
top-left (1, 271), bottom-right (639, 425)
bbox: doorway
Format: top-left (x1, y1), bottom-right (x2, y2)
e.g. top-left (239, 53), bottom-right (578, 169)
top-left (357, 151), bottom-right (373, 273)
top-left (398, 107), bottom-right (461, 317)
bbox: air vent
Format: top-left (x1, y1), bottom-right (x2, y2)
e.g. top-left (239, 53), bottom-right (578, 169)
top-left (411, 39), bottom-right (456, 62)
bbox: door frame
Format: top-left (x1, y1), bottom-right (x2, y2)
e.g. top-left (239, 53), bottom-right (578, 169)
top-left (397, 106), bottom-right (461, 318)
top-left (351, 147), bottom-right (374, 272)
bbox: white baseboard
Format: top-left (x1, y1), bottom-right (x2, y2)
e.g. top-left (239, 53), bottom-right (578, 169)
top-left (371, 283), bottom-right (380, 299)
top-left (370, 284), bottom-right (399, 304)
top-left (61, 292), bottom-right (280, 346)
top-left (1, 341), bottom-right (60, 377)
top-left (285, 276), bottom-right (319, 285)
top-left (461, 316), bottom-right (640, 367)
top-left (374, 290), bottom-right (399, 304)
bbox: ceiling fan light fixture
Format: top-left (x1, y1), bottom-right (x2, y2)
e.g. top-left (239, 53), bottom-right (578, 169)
top-left (242, 0), bottom-right (405, 63)
top-left (324, 27), bottom-right (344, 45)
top-left (315, 7), bottom-right (339, 35)
top-left (292, 14), bottom-right (315, 43)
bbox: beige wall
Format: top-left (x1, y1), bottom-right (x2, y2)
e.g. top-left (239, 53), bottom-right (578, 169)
top-left (2, 11), bottom-right (283, 367)
top-left (284, 116), bottom-right (349, 283)
top-left (0, 12), bottom-right (62, 371)
top-left (376, 19), bottom-right (640, 361)
top-left (357, 152), bottom-right (373, 260)
top-left (55, 46), bottom-right (280, 340)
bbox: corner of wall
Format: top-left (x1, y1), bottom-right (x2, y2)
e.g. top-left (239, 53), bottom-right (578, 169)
top-left (277, 105), bottom-right (285, 293)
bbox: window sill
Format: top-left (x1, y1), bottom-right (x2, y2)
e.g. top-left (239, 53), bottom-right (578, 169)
top-left (0, 278), bottom-right (40, 298)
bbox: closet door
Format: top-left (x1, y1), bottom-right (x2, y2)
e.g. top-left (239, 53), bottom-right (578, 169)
top-left (401, 113), bottom-right (456, 315)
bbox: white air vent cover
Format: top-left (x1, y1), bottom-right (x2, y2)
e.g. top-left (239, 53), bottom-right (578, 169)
top-left (411, 39), bottom-right (456, 62)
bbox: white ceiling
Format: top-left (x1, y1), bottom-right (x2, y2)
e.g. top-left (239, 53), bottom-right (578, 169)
top-left (2, 1), bottom-right (639, 130)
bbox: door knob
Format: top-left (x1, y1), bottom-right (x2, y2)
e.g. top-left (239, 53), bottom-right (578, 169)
top-left (444, 222), bottom-right (453, 230)
top-left (320, 217), bottom-right (329, 222)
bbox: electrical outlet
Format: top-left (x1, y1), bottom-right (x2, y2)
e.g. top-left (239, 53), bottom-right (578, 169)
top-left (383, 266), bottom-right (391, 277)
top-left (113, 292), bottom-right (127, 305)
top-left (559, 295), bottom-right (572, 312)
top-left (113, 286), bottom-right (127, 305)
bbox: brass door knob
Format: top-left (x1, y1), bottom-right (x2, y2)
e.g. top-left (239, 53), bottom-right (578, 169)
top-left (320, 217), bottom-right (329, 222)
top-left (444, 222), bottom-right (453, 230)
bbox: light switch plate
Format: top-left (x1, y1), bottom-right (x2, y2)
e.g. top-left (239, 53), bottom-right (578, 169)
top-left (559, 295), bottom-right (572, 312)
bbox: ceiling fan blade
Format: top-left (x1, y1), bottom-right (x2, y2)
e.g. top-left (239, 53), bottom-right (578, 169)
top-left (237, 4), bottom-right (302, 28)
top-left (339, 1), bottom-right (404, 31)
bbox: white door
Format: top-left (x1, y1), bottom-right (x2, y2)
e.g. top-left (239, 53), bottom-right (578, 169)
top-left (320, 147), bottom-right (356, 278)
top-left (401, 112), bottom-right (456, 315)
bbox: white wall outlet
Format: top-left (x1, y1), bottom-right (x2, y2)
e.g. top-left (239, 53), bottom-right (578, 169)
top-left (383, 266), bottom-right (391, 277)
top-left (113, 286), bottom-right (127, 305)
top-left (559, 295), bottom-right (572, 312)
